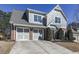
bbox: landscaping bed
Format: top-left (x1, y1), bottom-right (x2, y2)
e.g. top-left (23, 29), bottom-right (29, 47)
top-left (0, 41), bottom-right (15, 54)
top-left (55, 42), bottom-right (79, 52)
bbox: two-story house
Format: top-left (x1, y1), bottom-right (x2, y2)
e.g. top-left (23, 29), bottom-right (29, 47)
top-left (10, 5), bottom-right (67, 41)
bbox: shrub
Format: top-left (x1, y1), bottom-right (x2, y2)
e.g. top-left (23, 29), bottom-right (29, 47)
top-left (58, 28), bottom-right (65, 40)
top-left (65, 32), bottom-right (68, 40)
top-left (45, 28), bottom-right (53, 41)
top-left (66, 29), bottom-right (75, 41)
top-left (55, 30), bottom-right (59, 39)
top-left (55, 28), bottom-right (65, 40)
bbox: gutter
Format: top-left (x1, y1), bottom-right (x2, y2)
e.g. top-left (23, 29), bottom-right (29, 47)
top-left (13, 23), bottom-right (47, 28)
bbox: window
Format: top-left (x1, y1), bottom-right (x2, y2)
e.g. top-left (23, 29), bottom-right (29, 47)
top-left (33, 29), bottom-right (38, 33)
top-left (34, 15), bottom-right (42, 23)
top-left (34, 15), bottom-right (38, 21)
top-left (38, 16), bottom-right (42, 22)
top-left (55, 17), bottom-right (61, 23)
top-left (17, 28), bottom-right (23, 32)
top-left (24, 29), bottom-right (29, 32)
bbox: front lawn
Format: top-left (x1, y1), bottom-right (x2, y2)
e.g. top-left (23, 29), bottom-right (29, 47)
top-left (0, 41), bottom-right (15, 54)
top-left (55, 42), bottom-right (79, 53)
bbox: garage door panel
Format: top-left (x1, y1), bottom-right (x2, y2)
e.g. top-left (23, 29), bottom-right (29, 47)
top-left (23, 34), bottom-right (29, 39)
top-left (33, 33), bottom-right (39, 40)
top-left (16, 28), bottom-right (29, 41)
top-left (24, 29), bottom-right (29, 40)
top-left (17, 34), bottom-right (23, 39)
top-left (33, 29), bottom-right (43, 40)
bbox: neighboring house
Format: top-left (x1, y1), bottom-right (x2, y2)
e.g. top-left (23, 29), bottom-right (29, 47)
top-left (9, 5), bottom-right (67, 41)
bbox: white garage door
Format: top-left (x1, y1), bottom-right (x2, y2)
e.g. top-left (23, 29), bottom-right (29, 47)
top-left (33, 29), bottom-right (43, 40)
top-left (16, 28), bottom-right (29, 41)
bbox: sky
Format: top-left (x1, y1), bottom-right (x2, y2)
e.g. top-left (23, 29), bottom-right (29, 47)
top-left (0, 4), bottom-right (78, 24)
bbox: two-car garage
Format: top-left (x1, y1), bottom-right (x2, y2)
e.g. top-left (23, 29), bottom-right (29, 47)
top-left (16, 27), bottom-right (44, 41)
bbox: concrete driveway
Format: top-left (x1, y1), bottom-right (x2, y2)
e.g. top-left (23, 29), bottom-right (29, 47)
top-left (10, 40), bottom-right (73, 54)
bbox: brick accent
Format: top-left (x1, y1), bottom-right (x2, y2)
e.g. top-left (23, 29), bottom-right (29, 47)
top-left (29, 28), bottom-right (33, 40)
top-left (11, 30), bottom-right (16, 41)
top-left (11, 25), bottom-right (16, 41)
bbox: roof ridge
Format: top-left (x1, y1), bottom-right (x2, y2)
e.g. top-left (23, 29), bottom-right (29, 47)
top-left (27, 8), bottom-right (47, 14)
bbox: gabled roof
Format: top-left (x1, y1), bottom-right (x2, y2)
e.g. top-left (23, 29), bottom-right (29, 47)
top-left (53, 4), bottom-right (62, 11)
top-left (53, 5), bottom-right (67, 21)
top-left (47, 5), bottom-right (67, 26)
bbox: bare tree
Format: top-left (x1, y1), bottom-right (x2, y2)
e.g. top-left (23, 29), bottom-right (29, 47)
top-left (70, 5), bottom-right (79, 31)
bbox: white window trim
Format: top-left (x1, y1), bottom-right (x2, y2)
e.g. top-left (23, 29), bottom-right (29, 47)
top-left (34, 14), bottom-right (42, 23)
top-left (55, 17), bottom-right (61, 23)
